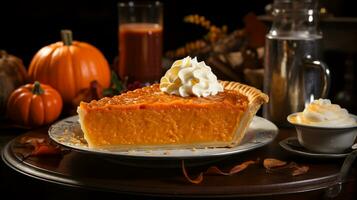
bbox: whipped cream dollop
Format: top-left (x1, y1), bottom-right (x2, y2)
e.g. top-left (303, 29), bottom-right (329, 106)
top-left (160, 56), bottom-right (223, 97)
top-left (296, 99), bottom-right (356, 127)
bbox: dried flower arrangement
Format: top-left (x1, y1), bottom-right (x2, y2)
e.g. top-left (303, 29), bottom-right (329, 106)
top-left (165, 12), bottom-right (268, 90)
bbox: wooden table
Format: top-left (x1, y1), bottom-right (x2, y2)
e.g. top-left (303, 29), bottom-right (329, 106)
top-left (0, 126), bottom-right (356, 199)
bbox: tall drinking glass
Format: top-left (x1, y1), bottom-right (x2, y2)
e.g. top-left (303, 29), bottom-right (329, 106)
top-left (118, 1), bottom-right (163, 84)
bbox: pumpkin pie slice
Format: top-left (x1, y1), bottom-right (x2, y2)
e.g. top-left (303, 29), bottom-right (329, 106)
top-left (77, 81), bottom-right (268, 150)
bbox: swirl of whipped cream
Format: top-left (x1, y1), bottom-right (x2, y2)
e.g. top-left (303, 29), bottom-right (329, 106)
top-left (160, 56), bottom-right (223, 97)
top-left (296, 99), bottom-right (356, 127)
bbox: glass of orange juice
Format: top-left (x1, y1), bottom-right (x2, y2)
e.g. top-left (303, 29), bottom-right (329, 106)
top-left (118, 1), bottom-right (163, 85)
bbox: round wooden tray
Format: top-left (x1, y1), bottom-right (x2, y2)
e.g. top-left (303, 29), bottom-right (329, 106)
top-left (1, 128), bottom-right (349, 198)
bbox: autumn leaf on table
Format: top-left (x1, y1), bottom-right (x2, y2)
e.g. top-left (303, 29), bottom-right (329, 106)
top-left (263, 158), bottom-right (309, 177)
top-left (263, 158), bottom-right (287, 169)
top-left (182, 158), bottom-right (310, 184)
top-left (182, 159), bottom-right (259, 184)
top-left (19, 136), bottom-right (67, 160)
top-left (292, 165), bottom-right (310, 176)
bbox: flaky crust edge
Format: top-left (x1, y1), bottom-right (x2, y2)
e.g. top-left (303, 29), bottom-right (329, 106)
top-left (219, 80), bottom-right (269, 146)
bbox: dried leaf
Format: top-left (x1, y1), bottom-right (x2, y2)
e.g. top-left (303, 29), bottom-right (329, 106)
top-left (243, 12), bottom-right (268, 48)
top-left (31, 144), bottom-right (62, 156)
top-left (20, 136), bottom-right (45, 145)
top-left (265, 160), bottom-right (309, 177)
top-left (229, 160), bottom-right (256, 174)
top-left (292, 165), bottom-right (309, 176)
top-left (19, 136), bottom-right (65, 158)
top-left (182, 160), bottom-right (204, 184)
top-left (205, 166), bottom-right (230, 175)
top-left (265, 162), bottom-right (296, 175)
top-left (182, 160), bottom-right (257, 184)
top-left (72, 80), bottom-right (103, 106)
top-left (263, 158), bottom-right (287, 169)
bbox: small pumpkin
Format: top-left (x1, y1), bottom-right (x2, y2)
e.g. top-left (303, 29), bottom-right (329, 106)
top-left (28, 30), bottom-right (111, 104)
top-left (0, 50), bottom-right (28, 115)
top-left (7, 81), bottom-right (63, 127)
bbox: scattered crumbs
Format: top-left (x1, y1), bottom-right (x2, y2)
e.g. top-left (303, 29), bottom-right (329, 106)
top-left (127, 150), bottom-right (135, 154)
top-left (205, 146), bottom-right (214, 149)
top-left (58, 137), bottom-right (65, 142)
top-left (163, 151), bottom-right (170, 155)
top-left (100, 148), bottom-right (111, 152)
top-left (56, 130), bottom-right (87, 147)
top-left (191, 147), bottom-right (197, 152)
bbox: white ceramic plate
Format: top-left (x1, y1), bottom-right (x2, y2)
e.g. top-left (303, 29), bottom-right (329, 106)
top-left (49, 115), bottom-right (278, 159)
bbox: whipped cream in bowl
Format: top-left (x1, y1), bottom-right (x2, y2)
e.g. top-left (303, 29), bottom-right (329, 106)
top-left (287, 99), bottom-right (357, 153)
top-left (289, 99), bottom-right (357, 128)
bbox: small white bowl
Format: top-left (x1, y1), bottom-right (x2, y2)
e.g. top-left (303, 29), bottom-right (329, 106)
top-left (287, 113), bottom-right (357, 153)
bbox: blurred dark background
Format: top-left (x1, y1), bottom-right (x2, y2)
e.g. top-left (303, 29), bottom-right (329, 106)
top-left (0, 0), bottom-right (356, 112)
top-left (0, 0), bottom-right (271, 64)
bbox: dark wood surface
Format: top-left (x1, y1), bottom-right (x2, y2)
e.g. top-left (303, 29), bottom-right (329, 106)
top-left (0, 126), bottom-right (356, 199)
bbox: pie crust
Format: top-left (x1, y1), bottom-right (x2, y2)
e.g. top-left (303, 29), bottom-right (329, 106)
top-left (77, 81), bottom-right (268, 150)
top-left (219, 81), bottom-right (269, 146)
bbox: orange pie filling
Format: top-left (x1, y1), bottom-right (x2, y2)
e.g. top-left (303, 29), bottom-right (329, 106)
top-left (78, 84), bottom-right (249, 149)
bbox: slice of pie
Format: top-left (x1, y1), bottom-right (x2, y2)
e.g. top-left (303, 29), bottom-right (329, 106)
top-left (77, 81), bottom-right (268, 150)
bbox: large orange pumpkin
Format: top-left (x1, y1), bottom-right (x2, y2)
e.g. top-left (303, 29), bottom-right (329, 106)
top-left (28, 30), bottom-right (110, 103)
top-left (7, 81), bottom-right (63, 127)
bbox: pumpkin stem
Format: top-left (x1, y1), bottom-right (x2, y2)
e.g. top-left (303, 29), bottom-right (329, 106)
top-left (61, 30), bottom-right (73, 46)
top-left (32, 81), bottom-right (44, 95)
